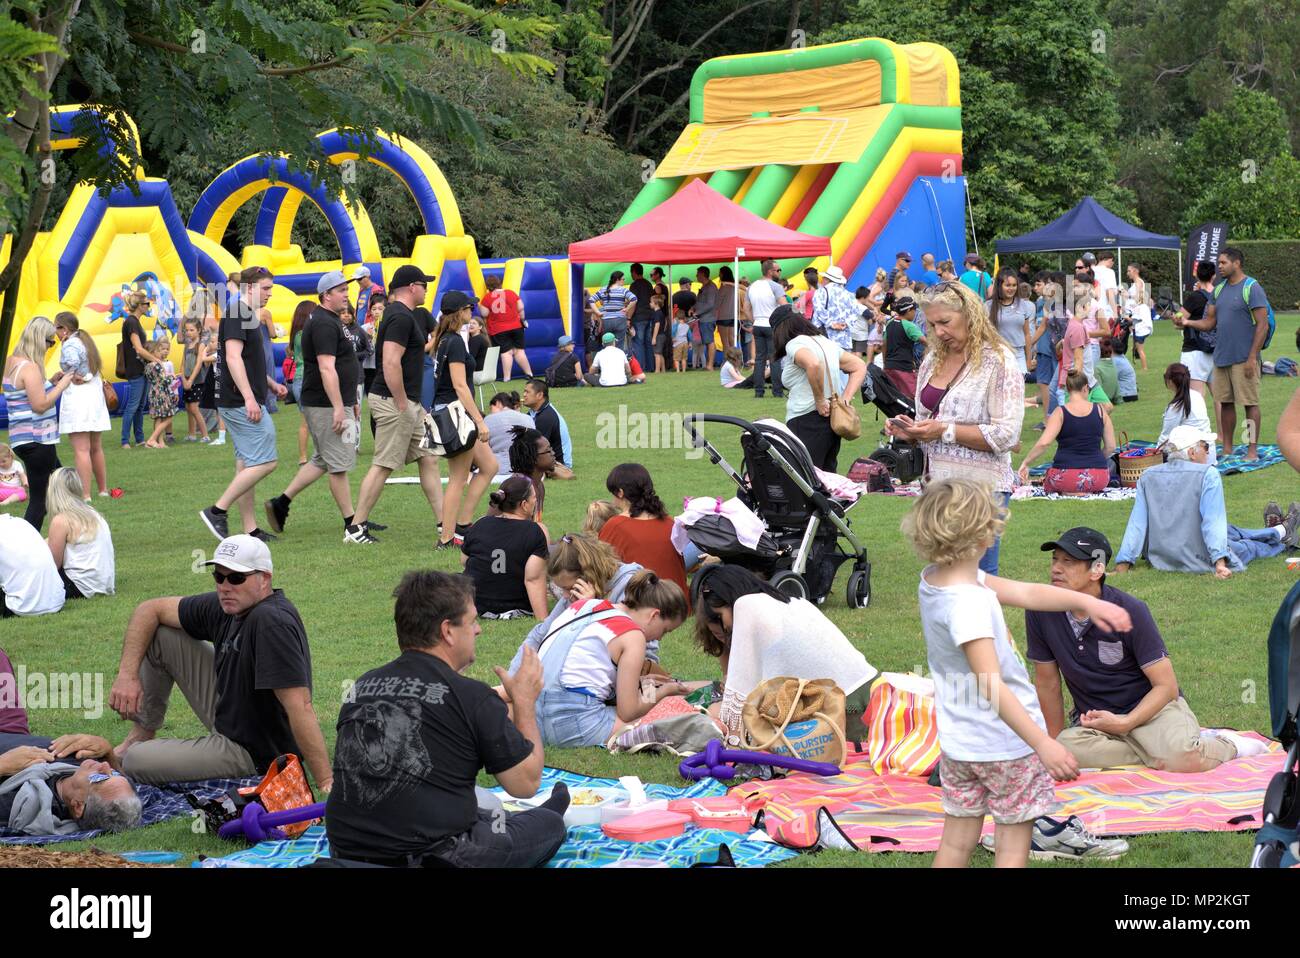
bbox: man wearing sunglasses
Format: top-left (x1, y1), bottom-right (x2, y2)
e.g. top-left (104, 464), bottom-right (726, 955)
top-left (0, 720), bottom-right (142, 836)
top-left (109, 535), bottom-right (331, 790)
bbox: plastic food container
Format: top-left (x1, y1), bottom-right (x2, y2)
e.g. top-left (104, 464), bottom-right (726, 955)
top-left (600, 797), bottom-right (668, 824)
top-left (602, 810), bottom-right (691, 842)
top-left (668, 797), bottom-right (753, 832)
top-left (562, 787), bottom-right (629, 827)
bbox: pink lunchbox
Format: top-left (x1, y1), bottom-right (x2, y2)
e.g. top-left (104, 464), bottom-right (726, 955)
top-left (601, 810), bottom-right (690, 842)
top-left (668, 797), bottom-right (752, 833)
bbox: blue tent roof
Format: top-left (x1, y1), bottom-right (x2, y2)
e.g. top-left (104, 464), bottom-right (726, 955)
top-left (996, 196), bottom-right (1180, 254)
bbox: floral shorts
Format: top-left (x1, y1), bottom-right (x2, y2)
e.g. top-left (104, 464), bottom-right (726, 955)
top-left (1043, 467), bottom-right (1111, 494)
top-left (939, 752), bottom-right (1059, 824)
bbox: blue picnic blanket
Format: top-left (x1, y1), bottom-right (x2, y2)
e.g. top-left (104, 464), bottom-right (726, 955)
top-left (1028, 442), bottom-right (1285, 479)
top-left (195, 767), bottom-right (800, 869)
top-left (0, 776), bottom-right (258, 846)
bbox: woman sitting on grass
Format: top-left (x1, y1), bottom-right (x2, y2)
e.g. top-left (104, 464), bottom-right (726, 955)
top-left (530, 570), bottom-right (690, 748)
top-left (691, 564), bottom-right (879, 742)
top-left (1017, 370), bottom-right (1116, 494)
top-left (45, 468), bottom-right (114, 600)
top-left (461, 475), bottom-right (548, 620)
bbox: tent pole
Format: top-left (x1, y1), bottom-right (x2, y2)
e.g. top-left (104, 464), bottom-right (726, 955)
top-left (734, 249), bottom-right (740, 347)
top-left (1117, 247), bottom-right (1122, 278)
top-left (1177, 249), bottom-right (1183, 293)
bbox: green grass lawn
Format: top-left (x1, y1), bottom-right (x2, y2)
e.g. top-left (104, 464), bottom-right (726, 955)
top-left (4, 314), bottom-right (1298, 867)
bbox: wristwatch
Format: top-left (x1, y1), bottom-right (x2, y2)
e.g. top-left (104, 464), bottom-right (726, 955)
top-left (942, 422), bottom-right (956, 444)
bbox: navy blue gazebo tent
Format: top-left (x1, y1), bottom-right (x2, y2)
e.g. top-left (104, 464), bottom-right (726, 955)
top-left (996, 196), bottom-right (1183, 289)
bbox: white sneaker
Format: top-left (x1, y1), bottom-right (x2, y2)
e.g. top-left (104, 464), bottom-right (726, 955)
top-left (209, 436), bottom-right (226, 446)
top-left (1205, 728), bottom-right (1268, 759)
top-left (982, 815), bottom-right (1129, 860)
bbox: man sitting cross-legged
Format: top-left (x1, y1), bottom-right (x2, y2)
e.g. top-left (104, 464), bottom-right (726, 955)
top-left (325, 570), bottom-right (568, 867)
top-left (108, 535), bottom-right (332, 788)
top-left (1029, 527), bottom-right (1266, 771)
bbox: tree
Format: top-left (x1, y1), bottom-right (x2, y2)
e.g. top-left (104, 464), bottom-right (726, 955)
top-left (818, 0), bottom-right (1134, 248)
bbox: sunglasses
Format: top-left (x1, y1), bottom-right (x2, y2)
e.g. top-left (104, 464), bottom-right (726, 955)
top-left (88, 770), bottom-right (124, 785)
top-left (212, 569), bottom-right (251, 586)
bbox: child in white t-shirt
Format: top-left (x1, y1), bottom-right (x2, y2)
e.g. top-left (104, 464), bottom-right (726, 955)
top-left (903, 478), bottom-right (1132, 867)
top-left (0, 444), bottom-right (28, 505)
top-left (719, 348), bottom-right (747, 388)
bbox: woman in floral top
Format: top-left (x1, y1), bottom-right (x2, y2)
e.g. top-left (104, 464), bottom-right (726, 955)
top-left (885, 280), bottom-right (1024, 573)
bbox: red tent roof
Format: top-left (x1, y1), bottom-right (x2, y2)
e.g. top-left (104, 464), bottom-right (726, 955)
top-left (568, 178), bottom-right (832, 265)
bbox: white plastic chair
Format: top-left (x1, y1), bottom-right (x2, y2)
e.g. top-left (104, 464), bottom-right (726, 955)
top-left (475, 345), bottom-right (501, 408)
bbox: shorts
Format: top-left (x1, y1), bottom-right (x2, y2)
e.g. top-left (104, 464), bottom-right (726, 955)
top-left (1212, 361), bottom-right (1260, 407)
top-left (1133, 333), bottom-right (1149, 344)
top-left (939, 752), bottom-right (1059, 825)
top-left (369, 393), bottom-right (434, 470)
top-left (536, 688), bottom-right (617, 748)
top-left (491, 328), bottom-right (525, 351)
top-left (1180, 349), bottom-right (1214, 384)
top-left (696, 319), bottom-right (716, 344)
top-left (182, 385), bottom-right (204, 406)
top-left (1034, 352), bottom-right (1056, 385)
top-left (302, 404), bottom-right (359, 473)
top-left (0, 484), bottom-right (26, 502)
top-left (1043, 466), bottom-right (1111, 494)
top-left (672, 343), bottom-right (688, 363)
top-left (222, 404), bottom-right (278, 466)
top-left (851, 338), bottom-right (869, 353)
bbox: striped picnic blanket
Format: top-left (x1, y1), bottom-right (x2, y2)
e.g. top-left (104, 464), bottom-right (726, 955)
top-left (730, 734), bottom-right (1284, 852)
top-left (1027, 442), bottom-right (1285, 479)
top-left (0, 776), bottom-right (257, 846)
top-left (195, 767), bottom-right (799, 868)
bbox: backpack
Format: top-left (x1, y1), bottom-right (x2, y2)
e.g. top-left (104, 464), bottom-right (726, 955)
top-left (1214, 276), bottom-right (1276, 351)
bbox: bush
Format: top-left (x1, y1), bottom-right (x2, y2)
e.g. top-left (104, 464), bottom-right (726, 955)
top-left (1128, 240), bottom-right (1300, 310)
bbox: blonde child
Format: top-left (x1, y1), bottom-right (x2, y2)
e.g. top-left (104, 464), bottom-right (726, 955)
top-left (583, 499), bottom-right (620, 535)
top-left (143, 340), bottom-right (180, 449)
top-left (180, 318), bottom-right (211, 442)
top-left (671, 309), bottom-right (690, 373)
top-left (0, 444), bottom-right (28, 505)
top-left (902, 479), bottom-right (1132, 867)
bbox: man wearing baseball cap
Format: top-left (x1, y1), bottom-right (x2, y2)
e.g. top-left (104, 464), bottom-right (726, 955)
top-left (887, 250), bottom-right (912, 290)
top-left (1114, 424), bottom-right (1298, 577)
top-left (350, 265), bottom-right (384, 322)
top-left (1027, 526), bottom-right (1265, 784)
top-left (349, 264), bottom-right (444, 544)
top-left (109, 535), bottom-right (332, 788)
top-left (264, 271), bottom-right (365, 539)
top-left (584, 331), bottom-right (631, 387)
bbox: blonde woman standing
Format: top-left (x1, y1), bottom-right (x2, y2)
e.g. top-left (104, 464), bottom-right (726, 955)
top-left (53, 312), bottom-right (110, 498)
top-left (2, 317), bottom-right (72, 530)
top-left (885, 281), bottom-right (1025, 573)
top-left (45, 467), bottom-right (115, 599)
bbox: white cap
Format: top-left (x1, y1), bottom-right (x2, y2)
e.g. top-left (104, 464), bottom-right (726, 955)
top-left (205, 535), bottom-right (273, 574)
top-left (350, 266), bottom-right (371, 281)
top-left (1165, 424), bottom-right (1217, 453)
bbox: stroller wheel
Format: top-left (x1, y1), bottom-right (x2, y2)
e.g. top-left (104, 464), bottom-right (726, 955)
top-left (769, 570), bottom-right (809, 601)
top-left (868, 446), bottom-right (902, 479)
top-left (846, 569), bottom-right (871, 609)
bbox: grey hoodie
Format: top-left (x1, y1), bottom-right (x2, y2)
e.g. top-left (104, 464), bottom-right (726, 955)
top-left (0, 762), bottom-right (79, 836)
top-left (509, 562), bottom-right (652, 673)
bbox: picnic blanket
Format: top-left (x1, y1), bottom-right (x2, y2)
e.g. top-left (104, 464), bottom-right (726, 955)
top-left (1026, 442), bottom-right (1285, 481)
top-left (0, 776), bottom-right (258, 846)
top-left (730, 734), bottom-right (1284, 853)
top-left (1011, 485), bottom-right (1137, 502)
top-left (195, 766), bottom-right (799, 869)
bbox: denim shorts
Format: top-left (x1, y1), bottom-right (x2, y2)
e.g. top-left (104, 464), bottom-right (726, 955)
top-left (1033, 352), bottom-right (1056, 385)
top-left (223, 404), bottom-right (278, 466)
top-left (697, 320), bottom-right (717, 343)
top-left (536, 688), bottom-right (616, 748)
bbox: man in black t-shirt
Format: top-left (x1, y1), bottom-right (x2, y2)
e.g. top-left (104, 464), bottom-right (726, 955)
top-left (521, 378), bottom-right (572, 479)
top-left (325, 571), bottom-right (566, 867)
top-left (264, 272), bottom-right (365, 539)
top-left (118, 292), bottom-right (153, 447)
top-left (627, 262), bottom-right (656, 374)
top-left (199, 266), bottom-right (289, 544)
top-left (110, 535), bottom-right (332, 788)
top-left (350, 265), bottom-right (444, 544)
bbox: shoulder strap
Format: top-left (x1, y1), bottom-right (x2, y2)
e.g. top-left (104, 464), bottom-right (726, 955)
top-left (1242, 277), bottom-right (1255, 303)
top-left (534, 606), bottom-right (621, 657)
top-left (1214, 280), bottom-right (1226, 299)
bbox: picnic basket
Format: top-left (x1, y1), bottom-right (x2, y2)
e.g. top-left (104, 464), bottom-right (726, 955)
top-left (1117, 440), bottom-right (1163, 488)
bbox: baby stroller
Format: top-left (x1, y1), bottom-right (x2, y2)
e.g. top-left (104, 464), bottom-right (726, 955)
top-left (681, 414), bottom-right (871, 608)
top-left (1250, 581), bottom-right (1300, 867)
top-left (859, 365), bottom-right (926, 483)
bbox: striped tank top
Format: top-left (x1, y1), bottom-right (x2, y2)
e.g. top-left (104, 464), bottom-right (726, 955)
top-left (3, 359), bottom-right (59, 446)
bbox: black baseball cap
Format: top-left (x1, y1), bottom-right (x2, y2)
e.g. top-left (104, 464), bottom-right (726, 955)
top-left (1041, 526), bottom-right (1112, 564)
top-left (440, 290), bottom-right (478, 314)
top-left (390, 264), bottom-right (436, 292)
top-left (769, 303), bottom-right (798, 329)
top-left (893, 295), bottom-right (917, 313)
top-left (895, 250), bottom-right (912, 261)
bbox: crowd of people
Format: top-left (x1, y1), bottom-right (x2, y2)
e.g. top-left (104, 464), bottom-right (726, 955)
top-left (0, 242), bottom-right (1292, 872)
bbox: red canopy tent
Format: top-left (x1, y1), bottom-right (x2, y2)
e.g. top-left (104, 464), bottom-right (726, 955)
top-left (569, 178), bottom-right (832, 338)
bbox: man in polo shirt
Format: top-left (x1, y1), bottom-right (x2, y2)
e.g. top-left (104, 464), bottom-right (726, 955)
top-left (887, 250), bottom-right (912, 290)
top-left (263, 271), bottom-right (365, 538)
top-left (349, 264), bottom-right (445, 544)
top-left (200, 266), bottom-right (289, 542)
top-left (1028, 527), bottom-right (1265, 772)
top-left (109, 535), bottom-right (333, 787)
top-left (521, 378), bottom-right (574, 479)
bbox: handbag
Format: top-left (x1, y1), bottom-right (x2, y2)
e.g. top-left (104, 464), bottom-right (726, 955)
top-left (102, 379), bottom-right (119, 412)
top-left (864, 673), bottom-right (941, 776)
top-left (420, 400), bottom-right (477, 456)
top-left (235, 754), bottom-right (319, 839)
top-left (741, 676), bottom-right (847, 765)
top-left (815, 339), bottom-right (861, 439)
top-left (114, 342), bottom-right (129, 380)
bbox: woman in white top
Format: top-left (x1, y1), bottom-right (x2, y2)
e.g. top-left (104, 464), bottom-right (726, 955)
top-left (44, 468), bottom-right (115, 599)
top-left (774, 309), bottom-right (866, 473)
top-left (1156, 363), bottom-right (1216, 465)
top-left (53, 312), bottom-right (111, 499)
top-left (1125, 263), bottom-right (1153, 371)
top-left (986, 269), bottom-right (1035, 376)
top-left (692, 565), bottom-right (879, 745)
top-left (532, 570), bottom-right (689, 747)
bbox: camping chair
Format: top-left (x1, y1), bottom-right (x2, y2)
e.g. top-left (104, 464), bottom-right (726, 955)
top-left (475, 346), bottom-right (501, 408)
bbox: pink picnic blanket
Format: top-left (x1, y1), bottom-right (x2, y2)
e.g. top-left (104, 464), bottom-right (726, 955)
top-left (728, 735), bottom-right (1285, 852)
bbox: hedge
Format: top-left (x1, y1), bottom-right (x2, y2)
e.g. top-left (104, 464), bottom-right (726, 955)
top-left (997, 239), bottom-right (1300, 309)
